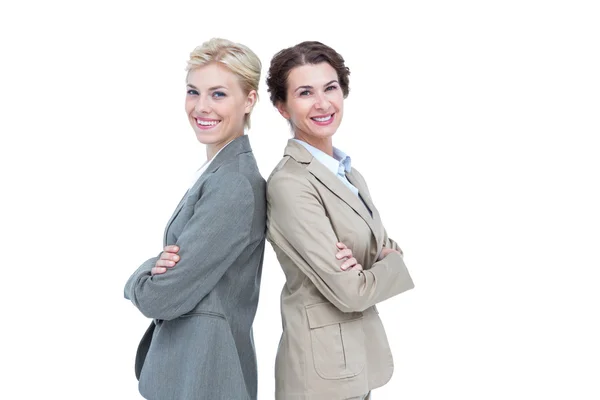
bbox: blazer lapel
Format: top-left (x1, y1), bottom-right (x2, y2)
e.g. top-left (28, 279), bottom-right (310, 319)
top-left (346, 170), bottom-right (384, 248)
top-left (285, 140), bottom-right (381, 247)
top-left (306, 161), bottom-right (374, 222)
top-left (201, 134), bottom-right (252, 176)
top-left (163, 135), bottom-right (253, 246)
top-left (163, 191), bottom-right (189, 246)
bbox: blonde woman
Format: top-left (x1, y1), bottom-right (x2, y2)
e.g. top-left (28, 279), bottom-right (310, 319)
top-left (124, 38), bottom-right (266, 400)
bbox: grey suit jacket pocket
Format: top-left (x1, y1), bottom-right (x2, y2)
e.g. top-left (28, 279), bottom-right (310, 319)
top-left (180, 310), bottom-right (226, 320)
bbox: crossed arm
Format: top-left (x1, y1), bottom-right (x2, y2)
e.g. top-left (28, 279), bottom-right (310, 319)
top-left (267, 172), bottom-right (414, 313)
top-left (124, 172), bottom-right (255, 321)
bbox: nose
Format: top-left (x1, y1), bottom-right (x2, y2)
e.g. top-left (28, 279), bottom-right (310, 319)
top-left (194, 95), bottom-right (211, 114)
top-left (314, 91), bottom-right (331, 111)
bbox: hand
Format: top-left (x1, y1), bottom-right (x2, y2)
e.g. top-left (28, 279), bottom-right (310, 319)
top-left (377, 246), bottom-right (401, 261)
top-left (336, 242), bottom-right (363, 272)
top-left (151, 245), bottom-right (180, 275)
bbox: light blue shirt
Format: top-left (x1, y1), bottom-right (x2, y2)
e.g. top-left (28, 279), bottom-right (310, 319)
top-left (294, 140), bottom-right (372, 216)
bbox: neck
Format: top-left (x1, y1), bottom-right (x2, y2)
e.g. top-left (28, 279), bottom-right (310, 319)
top-left (294, 133), bottom-right (333, 157)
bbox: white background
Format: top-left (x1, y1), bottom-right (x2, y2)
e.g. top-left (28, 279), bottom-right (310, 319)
top-left (1, 0), bottom-right (599, 399)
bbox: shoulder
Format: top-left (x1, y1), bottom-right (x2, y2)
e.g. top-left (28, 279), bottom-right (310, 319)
top-left (203, 169), bottom-right (254, 201)
top-left (269, 153), bottom-right (301, 173)
top-left (266, 157), bottom-right (322, 209)
top-left (268, 157), bottom-right (312, 190)
top-left (213, 151), bottom-right (265, 187)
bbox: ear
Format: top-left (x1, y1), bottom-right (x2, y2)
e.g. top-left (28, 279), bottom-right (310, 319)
top-left (276, 101), bottom-right (290, 120)
top-left (244, 90), bottom-right (258, 114)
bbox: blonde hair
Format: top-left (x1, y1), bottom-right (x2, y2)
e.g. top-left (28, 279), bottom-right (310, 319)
top-left (186, 38), bottom-right (262, 129)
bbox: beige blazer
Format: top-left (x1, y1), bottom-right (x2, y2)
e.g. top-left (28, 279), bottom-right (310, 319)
top-left (266, 140), bottom-right (414, 400)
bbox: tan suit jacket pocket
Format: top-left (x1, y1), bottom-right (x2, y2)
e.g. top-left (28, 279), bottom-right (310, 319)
top-left (306, 302), bottom-right (366, 380)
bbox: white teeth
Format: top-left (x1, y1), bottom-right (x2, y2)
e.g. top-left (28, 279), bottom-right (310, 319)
top-left (312, 115), bottom-right (332, 122)
top-left (197, 119), bottom-right (219, 126)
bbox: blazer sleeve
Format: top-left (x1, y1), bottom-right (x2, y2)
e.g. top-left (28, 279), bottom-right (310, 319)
top-left (384, 231), bottom-right (404, 256)
top-left (267, 172), bottom-right (413, 313)
top-left (124, 255), bottom-right (161, 301)
top-left (124, 172), bottom-right (255, 320)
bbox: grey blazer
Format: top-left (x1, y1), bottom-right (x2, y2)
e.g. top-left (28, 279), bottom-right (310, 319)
top-left (124, 135), bottom-right (266, 400)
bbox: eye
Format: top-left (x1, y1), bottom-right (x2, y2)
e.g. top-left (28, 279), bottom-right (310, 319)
top-left (299, 90), bottom-right (311, 96)
top-left (212, 91), bottom-right (226, 98)
top-left (325, 85), bottom-right (338, 92)
top-left (187, 89), bottom-right (199, 95)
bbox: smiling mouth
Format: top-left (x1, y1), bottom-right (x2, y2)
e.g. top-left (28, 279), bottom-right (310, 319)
top-left (195, 118), bottom-right (221, 129)
top-left (310, 113), bottom-right (334, 125)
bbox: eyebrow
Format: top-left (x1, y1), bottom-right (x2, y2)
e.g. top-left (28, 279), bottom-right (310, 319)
top-left (186, 84), bottom-right (228, 91)
top-left (293, 80), bottom-right (339, 93)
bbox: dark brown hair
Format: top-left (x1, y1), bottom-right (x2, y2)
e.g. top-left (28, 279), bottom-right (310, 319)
top-left (266, 41), bottom-right (350, 106)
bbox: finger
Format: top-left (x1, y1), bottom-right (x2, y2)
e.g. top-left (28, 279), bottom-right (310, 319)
top-left (155, 259), bottom-right (176, 268)
top-left (151, 267), bottom-right (167, 275)
top-left (160, 252), bottom-right (180, 262)
top-left (336, 249), bottom-right (353, 260)
top-left (336, 242), bottom-right (347, 250)
top-left (340, 257), bottom-right (357, 271)
top-left (349, 264), bottom-right (363, 271)
top-left (164, 245), bottom-right (180, 253)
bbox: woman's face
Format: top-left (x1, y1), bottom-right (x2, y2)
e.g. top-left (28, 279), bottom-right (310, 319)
top-left (277, 62), bottom-right (344, 142)
top-left (185, 63), bottom-right (256, 146)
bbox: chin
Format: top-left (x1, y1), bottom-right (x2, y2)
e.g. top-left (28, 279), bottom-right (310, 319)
top-left (309, 128), bottom-right (337, 139)
top-left (306, 120), bottom-right (341, 139)
top-left (194, 132), bottom-right (222, 145)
